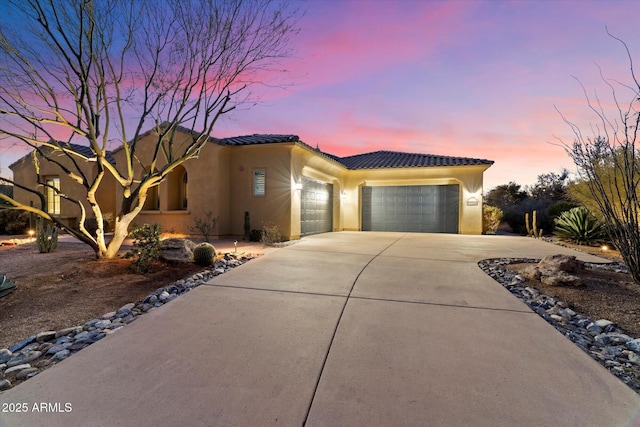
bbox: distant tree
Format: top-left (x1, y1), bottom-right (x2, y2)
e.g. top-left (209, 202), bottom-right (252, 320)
top-left (0, 0), bottom-right (300, 259)
top-left (484, 181), bottom-right (528, 212)
top-left (556, 29), bottom-right (640, 283)
top-left (527, 169), bottom-right (570, 202)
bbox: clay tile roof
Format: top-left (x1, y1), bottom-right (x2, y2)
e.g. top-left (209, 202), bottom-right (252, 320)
top-left (218, 134), bottom-right (299, 146)
top-left (62, 143), bottom-right (116, 164)
top-left (336, 150), bottom-right (493, 169)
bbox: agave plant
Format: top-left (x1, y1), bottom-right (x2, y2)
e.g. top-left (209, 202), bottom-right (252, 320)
top-left (554, 206), bottom-right (607, 245)
top-left (0, 274), bottom-right (16, 298)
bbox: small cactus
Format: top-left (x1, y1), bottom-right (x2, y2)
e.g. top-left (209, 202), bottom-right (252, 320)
top-left (36, 216), bottom-right (58, 253)
top-left (525, 210), bottom-right (543, 238)
top-left (0, 274), bottom-right (16, 298)
top-left (193, 242), bottom-right (216, 266)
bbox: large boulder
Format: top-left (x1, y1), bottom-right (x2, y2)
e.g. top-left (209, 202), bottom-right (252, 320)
top-left (160, 238), bottom-right (196, 263)
top-left (521, 254), bottom-right (584, 287)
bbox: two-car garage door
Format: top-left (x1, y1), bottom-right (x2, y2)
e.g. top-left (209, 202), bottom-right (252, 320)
top-left (301, 182), bottom-right (460, 236)
top-left (361, 184), bottom-right (459, 233)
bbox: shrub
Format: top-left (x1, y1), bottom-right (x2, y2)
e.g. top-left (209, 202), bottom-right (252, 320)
top-left (125, 223), bottom-right (162, 273)
top-left (188, 210), bottom-right (217, 242)
top-left (554, 206), bottom-right (607, 245)
top-left (249, 229), bottom-right (262, 242)
top-left (193, 242), bottom-right (216, 266)
top-left (0, 210), bottom-right (31, 235)
top-left (482, 205), bottom-right (503, 234)
top-left (548, 202), bottom-right (576, 218)
top-left (261, 223), bottom-right (282, 246)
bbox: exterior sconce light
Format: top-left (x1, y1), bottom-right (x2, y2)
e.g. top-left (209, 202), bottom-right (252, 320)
top-left (340, 192), bottom-right (347, 200)
top-left (295, 182), bottom-right (303, 190)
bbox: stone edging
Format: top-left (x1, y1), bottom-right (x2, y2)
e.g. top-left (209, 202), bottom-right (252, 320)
top-left (0, 252), bottom-right (255, 393)
top-left (479, 258), bottom-right (640, 395)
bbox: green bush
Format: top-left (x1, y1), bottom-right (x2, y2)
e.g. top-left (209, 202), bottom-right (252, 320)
top-left (125, 223), bottom-right (162, 273)
top-left (554, 206), bottom-right (607, 245)
top-left (0, 210), bottom-right (31, 235)
top-left (193, 242), bottom-right (216, 266)
top-left (482, 205), bottom-right (503, 234)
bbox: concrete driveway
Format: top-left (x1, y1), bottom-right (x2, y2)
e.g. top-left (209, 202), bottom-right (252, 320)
top-left (1, 232), bottom-right (640, 426)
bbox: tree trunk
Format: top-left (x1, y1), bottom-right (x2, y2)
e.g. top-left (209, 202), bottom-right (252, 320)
top-left (104, 218), bottom-right (131, 259)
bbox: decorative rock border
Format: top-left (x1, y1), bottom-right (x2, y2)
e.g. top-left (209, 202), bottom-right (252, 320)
top-left (479, 258), bottom-right (640, 395)
top-left (0, 252), bottom-right (255, 392)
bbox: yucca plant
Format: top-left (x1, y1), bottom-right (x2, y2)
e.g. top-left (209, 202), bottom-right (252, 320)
top-left (554, 206), bottom-right (607, 245)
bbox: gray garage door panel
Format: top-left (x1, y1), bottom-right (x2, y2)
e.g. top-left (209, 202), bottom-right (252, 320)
top-left (301, 178), bottom-right (333, 236)
top-left (362, 185), bottom-right (459, 233)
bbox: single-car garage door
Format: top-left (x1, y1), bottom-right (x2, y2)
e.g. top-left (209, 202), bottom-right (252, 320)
top-left (301, 177), bottom-right (333, 236)
top-left (362, 184), bottom-right (459, 233)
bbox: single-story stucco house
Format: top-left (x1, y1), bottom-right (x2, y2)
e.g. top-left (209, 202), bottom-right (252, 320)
top-left (10, 126), bottom-right (493, 239)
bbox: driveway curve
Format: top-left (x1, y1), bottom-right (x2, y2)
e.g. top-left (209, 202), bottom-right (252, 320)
top-left (1, 232), bottom-right (639, 426)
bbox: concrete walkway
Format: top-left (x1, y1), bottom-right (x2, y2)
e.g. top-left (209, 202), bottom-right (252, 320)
top-left (1, 232), bottom-right (639, 426)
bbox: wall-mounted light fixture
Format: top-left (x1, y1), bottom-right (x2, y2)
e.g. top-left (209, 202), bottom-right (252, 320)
top-left (340, 192), bottom-right (347, 200)
top-left (294, 182), bottom-right (303, 190)
top-left (466, 192), bottom-right (479, 206)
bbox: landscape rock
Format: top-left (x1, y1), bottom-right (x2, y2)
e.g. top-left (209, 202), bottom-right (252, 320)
top-left (160, 238), bottom-right (196, 263)
top-left (7, 351), bottom-right (42, 367)
top-left (8, 336), bottom-right (36, 353)
top-left (50, 349), bottom-right (71, 361)
top-left (118, 303), bottom-right (135, 312)
top-left (540, 271), bottom-right (583, 287)
top-left (35, 331), bottom-right (57, 343)
top-left (4, 363), bottom-right (31, 375)
top-left (16, 368), bottom-right (38, 380)
top-left (627, 339), bottom-right (640, 353)
top-left (0, 379), bottom-right (12, 391)
top-left (539, 254), bottom-right (584, 273)
top-left (521, 255), bottom-right (584, 287)
top-left (55, 326), bottom-right (82, 338)
top-left (0, 348), bottom-right (11, 364)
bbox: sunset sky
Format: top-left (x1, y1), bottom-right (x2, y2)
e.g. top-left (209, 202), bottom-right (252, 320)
top-left (1, 0), bottom-right (639, 191)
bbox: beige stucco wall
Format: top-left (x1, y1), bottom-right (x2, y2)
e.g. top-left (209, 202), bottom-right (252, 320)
top-left (227, 143), bottom-right (293, 238)
top-left (111, 133), bottom-right (231, 238)
top-left (9, 148), bottom-right (112, 230)
top-left (10, 129), bottom-right (491, 239)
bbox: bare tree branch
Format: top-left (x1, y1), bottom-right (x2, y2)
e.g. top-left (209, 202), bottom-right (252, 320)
top-left (0, 0), bottom-right (301, 258)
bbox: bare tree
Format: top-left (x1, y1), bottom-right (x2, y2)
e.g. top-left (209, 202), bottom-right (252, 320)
top-left (0, 0), bottom-right (300, 258)
top-left (556, 29), bottom-right (640, 282)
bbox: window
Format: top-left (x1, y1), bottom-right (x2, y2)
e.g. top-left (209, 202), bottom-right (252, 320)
top-left (45, 177), bottom-right (60, 215)
top-left (181, 172), bottom-right (188, 209)
top-left (253, 169), bottom-right (265, 197)
top-left (166, 166), bottom-right (187, 211)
